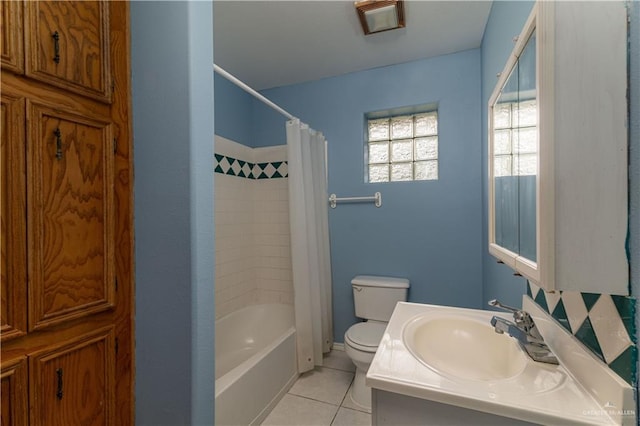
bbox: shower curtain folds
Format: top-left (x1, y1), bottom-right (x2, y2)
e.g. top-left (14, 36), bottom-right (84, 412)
top-left (286, 119), bottom-right (333, 373)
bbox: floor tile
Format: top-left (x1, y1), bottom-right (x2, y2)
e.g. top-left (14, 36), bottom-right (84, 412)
top-left (340, 382), bottom-right (371, 413)
top-left (323, 349), bottom-right (356, 372)
top-left (331, 407), bottom-right (371, 426)
top-left (289, 367), bottom-right (354, 406)
top-left (261, 394), bottom-right (338, 426)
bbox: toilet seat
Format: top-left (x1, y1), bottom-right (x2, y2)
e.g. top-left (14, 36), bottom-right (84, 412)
top-left (345, 322), bottom-right (387, 353)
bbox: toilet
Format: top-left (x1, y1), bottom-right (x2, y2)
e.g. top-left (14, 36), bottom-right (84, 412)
top-left (344, 275), bottom-right (410, 410)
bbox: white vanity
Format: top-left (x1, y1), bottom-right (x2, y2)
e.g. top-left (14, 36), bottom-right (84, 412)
top-left (488, 1), bottom-right (629, 294)
top-left (366, 2), bottom-right (634, 425)
top-left (367, 301), bottom-right (635, 425)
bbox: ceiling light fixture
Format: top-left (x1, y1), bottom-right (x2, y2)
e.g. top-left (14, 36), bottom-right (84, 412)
top-left (355, 0), bottom-right (405, 35)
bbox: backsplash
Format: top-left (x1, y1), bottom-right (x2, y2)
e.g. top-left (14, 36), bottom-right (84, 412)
top-left (527, 282), bottom-right (636, 385)
top-left (214, 136), bottom-right (293, 319)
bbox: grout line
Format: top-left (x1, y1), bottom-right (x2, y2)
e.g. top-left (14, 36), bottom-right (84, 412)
top-left (287, 390), bottom-right (341, 407)
top-left (271, 351), bottom-right (370, 425)
top-left (338, 376), bottom-right (355, 408)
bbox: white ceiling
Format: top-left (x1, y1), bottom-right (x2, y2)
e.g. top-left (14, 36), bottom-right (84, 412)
top-left (213, 1), bottom-right (492, 90)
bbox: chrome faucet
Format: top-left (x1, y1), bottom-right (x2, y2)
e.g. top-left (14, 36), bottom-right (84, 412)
top-left (488, 299), bottom-right (558, 365)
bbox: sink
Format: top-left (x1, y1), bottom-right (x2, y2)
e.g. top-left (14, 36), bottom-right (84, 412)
top-left (367, 302), bottom-right (629, 426)
top-left (403, 315), bottom-right (527, 381)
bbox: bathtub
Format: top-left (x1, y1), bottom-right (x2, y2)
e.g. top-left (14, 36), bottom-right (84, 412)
top-left (215, 304), bottom-right (297, 426)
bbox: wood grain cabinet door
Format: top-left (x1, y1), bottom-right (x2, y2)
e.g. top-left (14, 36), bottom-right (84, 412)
top-left (1, 357), bottom-right (28, 426)
top-left (1, 92), bottom-right (27, 341)
top-left (25, 1), bottom-right (111, 103)
top-left (0, 1), bottom-right (24, 74)
top-left (27, 101), bottom-right (115, 331)
top-left (29, 327), bottom-right (116, 426)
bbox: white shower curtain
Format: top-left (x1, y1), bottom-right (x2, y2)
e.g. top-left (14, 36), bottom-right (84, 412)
top-left (286, 119), bottom-right (333, 373)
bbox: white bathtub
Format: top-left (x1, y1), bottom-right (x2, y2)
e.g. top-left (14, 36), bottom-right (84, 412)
top-left (215, 304), bottom-right (297, 426)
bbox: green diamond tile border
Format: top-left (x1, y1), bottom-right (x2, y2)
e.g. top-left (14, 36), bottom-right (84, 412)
top-left (574, 317), bottom-right (605, 362)
top-left (214, 153), bottom-right (288, 180)
top-left (526, 282), bottom-right (637, 386)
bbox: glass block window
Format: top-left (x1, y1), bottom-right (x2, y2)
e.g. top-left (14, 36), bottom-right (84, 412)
top-left (493, 100), bottom-right (537, 177)
top-left (367, 111), bottom-right (438, 183)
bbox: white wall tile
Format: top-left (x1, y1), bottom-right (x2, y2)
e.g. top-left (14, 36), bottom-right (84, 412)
top-left (215, 137), bottom-right (293, 317)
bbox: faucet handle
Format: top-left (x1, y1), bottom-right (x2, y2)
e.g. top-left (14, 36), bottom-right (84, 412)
top-left (488, 299), bottom-right (535, 332)
top-left (488, 299), bottom-right (520, 313)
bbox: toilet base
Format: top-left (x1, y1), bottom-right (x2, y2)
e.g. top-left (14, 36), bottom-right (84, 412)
top-left (349, 367), bottom-right (372, 411)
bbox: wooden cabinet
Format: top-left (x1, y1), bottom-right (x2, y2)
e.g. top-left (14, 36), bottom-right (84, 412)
top-left (27, 101), bottom-right (115, 331)
top-left (29, 328), bottom-right (115, 426)
top-left (1, 91), bottom-right (27, 342)
top-left (488, 1), bottom-right (628, 294)
top-left (25, 1), bottom-right (111, 103)
top-left (1, 357), bottom-right (28, 426)
top-left (0, 1), bottom-right (24, 74)
top-left (1, 2), bottom-right (133, 425)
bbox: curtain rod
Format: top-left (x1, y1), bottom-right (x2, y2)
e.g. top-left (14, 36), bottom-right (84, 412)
top-left (213, 64), bottom-right (296, 121)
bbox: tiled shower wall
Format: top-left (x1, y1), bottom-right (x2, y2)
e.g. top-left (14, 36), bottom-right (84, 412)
top-left (214, 136), bottom-right (293, 319)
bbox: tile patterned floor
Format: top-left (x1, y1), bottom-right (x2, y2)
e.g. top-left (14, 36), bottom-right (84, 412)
top-left (261, 350), bottom-right (371, 426)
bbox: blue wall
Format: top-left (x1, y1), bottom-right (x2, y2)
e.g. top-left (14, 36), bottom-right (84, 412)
top-left (244, 50), bottom-right (484, 343)
top-left (480, 1), bottom-right (534, 306)
top-left (131, 1), bottom-right (215, 424)
top-left (215, 73), bottom-right (253, 146)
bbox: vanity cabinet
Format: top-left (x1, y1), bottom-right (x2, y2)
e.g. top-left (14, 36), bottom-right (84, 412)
top-left (488, 1), bottom-right (629, 294)
top-left (372, 389), bottom-right (536, 426)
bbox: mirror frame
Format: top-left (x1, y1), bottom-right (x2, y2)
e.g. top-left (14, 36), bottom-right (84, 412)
top-left (488, 8), bottom-right (539, 282)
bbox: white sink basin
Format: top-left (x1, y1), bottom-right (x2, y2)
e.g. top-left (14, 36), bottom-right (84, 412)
top-left (367, 302), bottom-right (634, 426)
top-left (403, 315), bottom-right (527, 381)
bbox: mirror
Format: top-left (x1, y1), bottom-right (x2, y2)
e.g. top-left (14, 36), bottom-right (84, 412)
top-left (491, 31), bottom-right (537, 262)
top-left (516, 31), bottom-right (537, 262)
top-left (493, 63), bottom-right (519, 255)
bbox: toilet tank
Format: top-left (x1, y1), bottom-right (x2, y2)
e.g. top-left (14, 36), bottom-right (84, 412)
top-left (352, 275), bottom-right (410, 322)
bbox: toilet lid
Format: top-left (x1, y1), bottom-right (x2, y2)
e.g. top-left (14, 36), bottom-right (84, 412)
top-left (345, 322), bottom-right (387, 349)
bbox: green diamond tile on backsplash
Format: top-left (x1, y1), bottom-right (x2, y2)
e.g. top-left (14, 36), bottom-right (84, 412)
top-left (527, 282), bottom-right (636, 386)
top-left (575, 317), bottom-right (605, 362)
top-left (581, 293), bottom-right (601, 311)
top-left (608, 346), bottom-right (636, 386)
top-left (611, 295), bottom-right (637, 343)
top-left (550, 299), bottom-right (572, 333)
top-left (534, 288), bottom-right (549, 313)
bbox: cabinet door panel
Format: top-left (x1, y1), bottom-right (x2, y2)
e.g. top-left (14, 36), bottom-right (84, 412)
top-left (29, 327), bottom-right (115, 426)
top-left (1, 92), bottom-right (27, 341)
top-left (25, 1), bottom-right (111, 102)
top-left (1, 357), bottom-right (28, 426)
top-left (27, 101), bottom-right (115, 331)
top-left (0, 1), bottom-right (24, 74)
